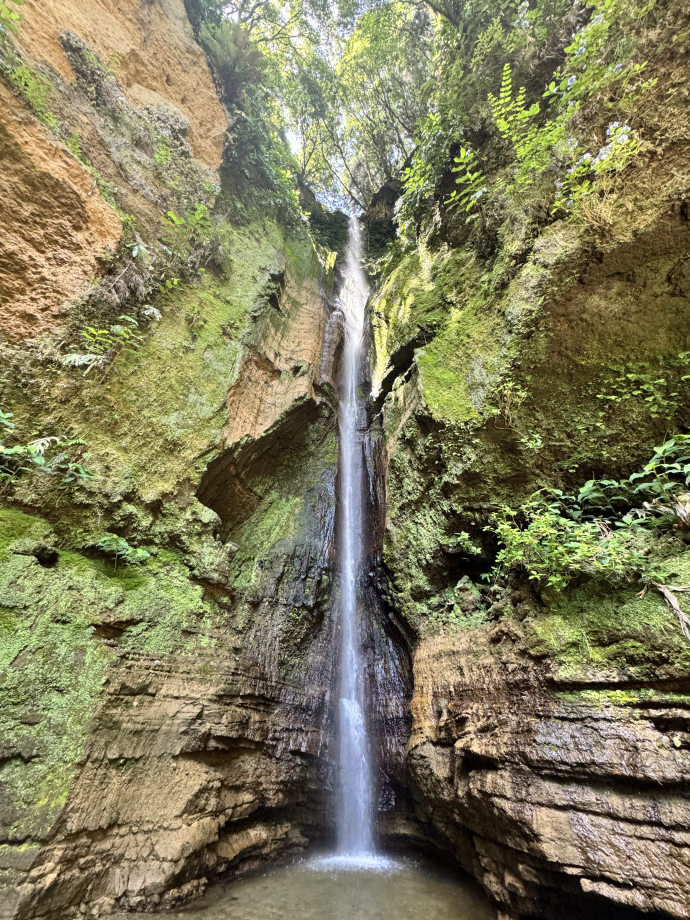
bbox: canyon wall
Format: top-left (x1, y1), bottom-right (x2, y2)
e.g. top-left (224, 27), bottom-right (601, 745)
top-left (0, 2), bottom-right (342, 915)
top-left (2, 0), bottom-right (690, 919)
top-left (370, 3), bottom-right (690, 915)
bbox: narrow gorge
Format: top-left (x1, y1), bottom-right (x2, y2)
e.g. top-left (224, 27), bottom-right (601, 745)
top-left (1, 0), bottom-right (690, 918)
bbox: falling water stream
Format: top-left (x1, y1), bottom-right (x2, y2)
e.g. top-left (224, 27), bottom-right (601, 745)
top-left (105, 220), bottom-right (495, 920)
top-left (334, 217), bottom-right (375, 861)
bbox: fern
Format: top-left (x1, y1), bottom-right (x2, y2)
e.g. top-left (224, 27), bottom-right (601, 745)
top-left (0, 414), bottom-right (93, 485)
top-left (62, 315), bottom-right (143, 378)
top-left (445, 146), bottom-right (487, 219)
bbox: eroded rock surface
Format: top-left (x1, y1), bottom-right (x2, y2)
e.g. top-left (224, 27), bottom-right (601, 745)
top-left (7, 647), bottom-right (328, 918)
top-left (406, 628), bottom-right (690, 919)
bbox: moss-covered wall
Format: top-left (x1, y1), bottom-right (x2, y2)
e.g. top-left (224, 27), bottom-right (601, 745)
top-left (369, 0), bottom-right (690, 663)
top-left (0, 3), bottom-right (345, 909)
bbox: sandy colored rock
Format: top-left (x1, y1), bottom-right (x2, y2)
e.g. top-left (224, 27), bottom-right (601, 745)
top-left (0, 83), bottom-right (121, 342)
top-left (220, 268), bottom-right (329, 447)
top-left (14, 0), bottom-right (226, 167)
top-left (405, 628), bottom-right (690, 919)
top-left (3, 649), bottom-right (325, 920)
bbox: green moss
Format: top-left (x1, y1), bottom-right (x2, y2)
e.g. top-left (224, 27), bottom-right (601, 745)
top-left (0, 509), bottom-right (53, 559)
top-left (4, 220), bottom-right (315, 515)
top-left (526, 557), bottom-right (690, 678)
top-left (557, 687), bottom-right (690, 708)
top-left (227, 417), bottom-right (338, 594)
top-left (0, 506), bottom-right (230, 868)
top-left (0, 513), bottom-right (113, 849)
top-left (10, 64), bottom-right (56, 128)
top-left (417, 300), bottom-right (502, 424)
top-left (231, 491), bottom-right (304, 588)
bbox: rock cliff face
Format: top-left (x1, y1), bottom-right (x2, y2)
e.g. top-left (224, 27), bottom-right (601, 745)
top-left (0, 2), bottom-right (344, 915)
top-left (369, 4), bottom-right (690, 913)
top-left (406, 628), bottom-right (690, 920)
top-left (2, 0), bottom-right (690, 919)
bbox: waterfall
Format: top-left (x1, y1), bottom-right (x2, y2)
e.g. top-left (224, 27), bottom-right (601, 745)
top-left (336, 217), bottom-right (375, 858)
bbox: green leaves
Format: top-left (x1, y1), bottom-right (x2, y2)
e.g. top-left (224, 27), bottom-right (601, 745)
top-left (161, 204), bottom-right (211, 261)
top-left (490, 502), bottom-right (666, 592)
top-left (0, 414), bottom-right (93, 487)
top-left (488, 435), bottom-right (690, 592)
top-left (0, 0), bottom-right (24, 36)
top-left (445, 146), bottom-right (487, 218)
top-left (62, 315), bottom-right (143, 378)
top-left (96, 534), bottom-right (150, 569)
top-left (444, 531), bottom-right (482, 555)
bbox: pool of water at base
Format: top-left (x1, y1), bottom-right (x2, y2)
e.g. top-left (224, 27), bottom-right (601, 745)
top-left (107, 853), bottom-right (496, 920)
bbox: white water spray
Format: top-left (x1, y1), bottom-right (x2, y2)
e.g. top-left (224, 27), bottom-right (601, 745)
top-left (336, 218), bottom-right (376, 860)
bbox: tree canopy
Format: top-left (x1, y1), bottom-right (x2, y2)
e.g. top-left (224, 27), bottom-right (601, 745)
top-left (185, 0), bottom-right (663, 246)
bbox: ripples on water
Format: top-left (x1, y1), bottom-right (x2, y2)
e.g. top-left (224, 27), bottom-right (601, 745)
top-left (107, 854), bottom-right (496, 920)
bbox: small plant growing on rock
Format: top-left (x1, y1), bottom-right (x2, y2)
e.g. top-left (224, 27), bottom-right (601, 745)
top-left (154, 137), bottom-right (172, 166)
top-left (161, 204), bottom-right (211, 263)
top-left (444, 531), bottom-right (482, 556)
top-left (96, 533), bottom-right (150, 570)
top-left (0, 0), bottom-right (23, 36)
top-left (0, 411), bottom-right (92, 486)
top-left (186, 305), bottom-right (207, 337)
top-left (62, 315), bottom-right (143, 379)
top-left (445, 146), bottom-right (487, 219)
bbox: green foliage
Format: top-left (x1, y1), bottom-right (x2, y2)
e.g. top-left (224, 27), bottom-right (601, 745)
top-left (157, 276), bottom-right (180, 304)
top-left (489, 62), bottom-right (561, 192)
top-left (488, 436), bottom-right (690, 591)
top-left (391, 0), bottom-right (660, 243)
top-left (95, 533), bottom-right (150, 569)
top-left (200, 19), bottom-right (266, 109)
top-left (66, 131), bottom-right (84, 161)
top-left (277, 1), bottom-right (432, 210)
top-left (445, 146), bottom-right (487, 218)
top-left (186, 305), bottom-right (207, 336)
top-left (62, 315), bottom-right (143, 378)
top-left (161, 204), bottom-right (212, 262)
top-left (538, 436), bottom-right (690, 528)
top-left (10, 64), bottom-right (56, 127)
top-left (0, 0), bottom-right (23, 36)
top-left (490, 501), bottom-right (667, 591)
top-left (200, 19), bottom-right (302, 221)
top-left (398, 112), bottom-right (456, 231)
top-left (595, 358), bottom-right (689, 420)
top-left (444, 531), bottom-right (482, 555)
top-left (0, 412), bottom-right (92, 486)
top-left (154, 137), bottom-right (173, 166)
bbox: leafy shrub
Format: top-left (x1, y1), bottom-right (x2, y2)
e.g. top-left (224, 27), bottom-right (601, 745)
top-left (396, 0), bottom-right (659, 241)
top-left (154, 137), bottom-right (173, 166)
top-left (200, 19), bottom-right (301, 223)
top-left (200, 19), bottom-right (266, 109)
top-left (490, 501), bottom-right (665, 591)
top-left (488, 436), bottom-right (690, 592)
